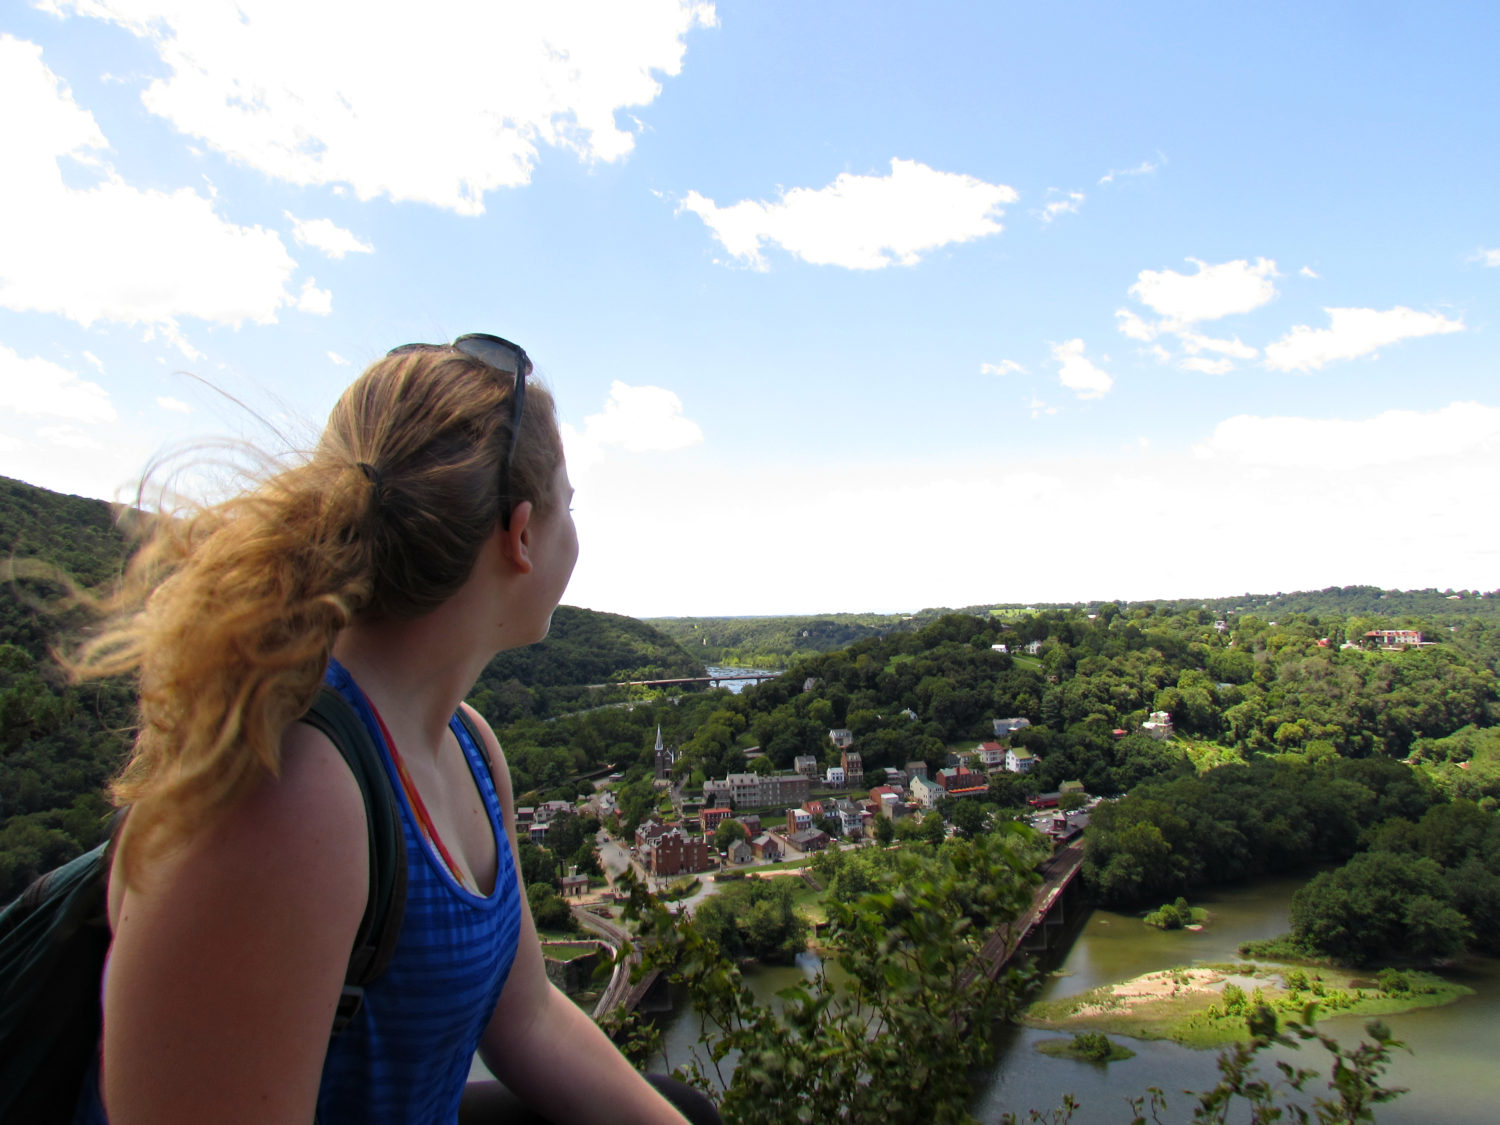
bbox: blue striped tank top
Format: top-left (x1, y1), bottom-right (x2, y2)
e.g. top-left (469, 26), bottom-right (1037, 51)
top-left (71, 662), bottom-right (523, 1124)
top-left (316, 659), bottom-right (522, 1123)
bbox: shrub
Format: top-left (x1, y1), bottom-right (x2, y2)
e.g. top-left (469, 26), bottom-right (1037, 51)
top-left (1377, 968), bottom-right (1410, 994)
top-left (1071, 1032), bottom-right (1115, 1062)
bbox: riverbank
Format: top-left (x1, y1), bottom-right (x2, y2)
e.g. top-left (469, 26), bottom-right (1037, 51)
top-left (1022, 962), bottom-right (1473, 1048)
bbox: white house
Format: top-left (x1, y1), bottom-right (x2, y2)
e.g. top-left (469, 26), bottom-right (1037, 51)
top-left (1142, 711), bottom-right (1174, 740)
top-left (908, 774), bottom-right (943, 809)
top-left (976, 740), bottom-right (1007, 769)
top-left (1005, 747), bottom-right (1037, 774)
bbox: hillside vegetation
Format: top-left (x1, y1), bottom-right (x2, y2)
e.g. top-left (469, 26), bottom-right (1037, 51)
top-left (0, 475), bottom-right (701, 901)
top-left (648, 586), bottom-right (1500, 667)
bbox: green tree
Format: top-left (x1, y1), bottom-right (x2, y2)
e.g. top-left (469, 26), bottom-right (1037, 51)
top-left (950, 799), bottom-right (990, 839)
top-left (1291, 851), bottom-right (1471, 964)
top-left (526, 883), bottom-right (575, 932)
top-left (629, 827), bottom-right (1047, 1123)
top-left (714, 818), bottom-right (748, 851)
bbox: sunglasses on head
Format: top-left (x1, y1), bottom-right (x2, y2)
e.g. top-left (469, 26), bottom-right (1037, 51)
top-left (387, 334), bottom-right (532, 527)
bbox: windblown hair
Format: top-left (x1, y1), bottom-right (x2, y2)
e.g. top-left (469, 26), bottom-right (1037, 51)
top-left (70, 348), bottom-right (563, 879)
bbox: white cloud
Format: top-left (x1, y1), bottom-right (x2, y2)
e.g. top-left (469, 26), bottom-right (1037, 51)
top-left (1179, 356), bottom-right (1234, 375)
top-left (141, 319), bottom-right (203, 360)
top-left (0, 35), bottom-right (298, 329)
top-left (52, 0), bottom-right (717, 215)
top-left (679, 158), bottom-right (1017, 270)
top-left (981, 360), bottom-right (1024, 376)
top-left (1128, 257), bottom-right (1278, 327)
top-left (1194, 401), bottom-right (1500, 470)
top-left (82, 350), bottom-right (105, 373)
top-left (1051, 339), bottom-right (1113, 399)
top-left (1098, 156), bottom-right (1162, 185)
top-left (328, 351), bottom-right (350, 366)
top-left (36, 424), bottom-right (104, 450)
top-left (296, 277), bottom-right (333, 316)
top-left (1299, 265), bottom-right (1320, 278)
top-left (1146, 344), bottom-right (1171, 363)
top-left (1471, 248), bottom-right (1500, 268)
top-left (1176, 331), bottom-right (1258, 359)
top-left (285, 212), bottom-right (373, 258)
top-left (156, 395), bottom-right (192, 413)
top-left (0, 344), bottom-right (117, 423)
top-left (1039, 190), bottom-right (1084, 223)
top-left (1264, 306), bottom-right (1464, 372)
top-left (1027, 395), bottom-right (1057, 419)
top-left (1115, 308), bottom-right (1158, 341)
top-left (561, 380), bottom-right (704, 473)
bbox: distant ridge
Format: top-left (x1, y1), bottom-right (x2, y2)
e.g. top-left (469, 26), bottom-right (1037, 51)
top-left (647, 587), bottom-right (1498, 665)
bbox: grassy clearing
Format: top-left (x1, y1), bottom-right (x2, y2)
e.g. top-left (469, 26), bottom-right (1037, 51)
top-left (739, 857), bottom-right (812, 874)
top-left (790, 882), bottom-right (828, 926)
top-left (1022, 963), bottom-right (1471, 1049)
top-left (541, 941), bottom-right (601, 961)
top-left (1177, 738), bottom-right (1245, 771)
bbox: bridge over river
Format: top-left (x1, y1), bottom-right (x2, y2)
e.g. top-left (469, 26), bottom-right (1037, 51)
top-left (587, 672), bottom-right (782, 690)
top-left (958, 839), bottom-right (1087, 990)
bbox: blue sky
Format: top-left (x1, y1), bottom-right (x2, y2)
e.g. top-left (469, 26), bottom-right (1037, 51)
top-left (2, 1), bottom-right (1497, 616)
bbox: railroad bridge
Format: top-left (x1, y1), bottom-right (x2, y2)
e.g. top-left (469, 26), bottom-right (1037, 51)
top-left (587, 672), bottom-right (782, 690)
top-left (958, 839), bottom-right (1088, 991)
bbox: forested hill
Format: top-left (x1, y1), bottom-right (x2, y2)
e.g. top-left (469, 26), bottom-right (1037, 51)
top-left (992, 586), bottom-right (1500, 621)
top-left (0, 475), bottom-right (700, 900)
top-left (645, 613), bottom-right (925, 666)
top-left (1, 476), bottom-right (135, 903)
top-left (470, 606), bottom-right (705, 722)
top-left (647, 587), bottom-right (1500, 667)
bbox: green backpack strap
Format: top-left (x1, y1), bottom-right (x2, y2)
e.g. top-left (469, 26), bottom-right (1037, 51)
top-left (299, 686), bottom-right (408, 1037)
top-left (0, 839), bottom-right (112, 1124)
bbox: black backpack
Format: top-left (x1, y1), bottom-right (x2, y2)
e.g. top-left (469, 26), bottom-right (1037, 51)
top-left (0, 686), bottom-right (484, 1124)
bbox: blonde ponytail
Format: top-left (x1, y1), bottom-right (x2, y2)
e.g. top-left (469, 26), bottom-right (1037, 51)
top-left (71, 348), bottom-right (562, 878)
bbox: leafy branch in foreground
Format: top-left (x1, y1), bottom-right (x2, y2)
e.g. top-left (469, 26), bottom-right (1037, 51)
top-left (614, 843), bottom-right (1411, 1125)
top-left (1120, 1004), bottom-right (1407, 1125)
top-left (624, 826), bottom-right (1046, 1125)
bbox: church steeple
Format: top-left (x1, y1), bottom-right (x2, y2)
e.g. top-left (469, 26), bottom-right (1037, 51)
top-left (654, 725), bottom-right (673, 781)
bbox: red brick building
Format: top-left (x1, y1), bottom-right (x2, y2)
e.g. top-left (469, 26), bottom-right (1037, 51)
top-left (635, 819), bottom-right (712, 877)
top-left (701, 807), bottom-right (733, 832)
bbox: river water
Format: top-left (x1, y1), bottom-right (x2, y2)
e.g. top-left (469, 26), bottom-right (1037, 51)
top-left (655, 873), bottom-right (1500, 1123)
top-left (704, 665), bottom-right (782, 694)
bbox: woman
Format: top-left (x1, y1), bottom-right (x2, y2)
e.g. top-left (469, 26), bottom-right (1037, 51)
top-left (72, 337), bottom-right (711, 1124)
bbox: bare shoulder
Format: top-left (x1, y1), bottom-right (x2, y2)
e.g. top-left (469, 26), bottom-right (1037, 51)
top-left (102, 723), bottom-right (369, 1123)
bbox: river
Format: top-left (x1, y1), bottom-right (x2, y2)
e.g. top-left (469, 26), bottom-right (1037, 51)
top-left (704, 665), bottom-right (782, 694)
top-left (653, 873), bottom-right (1500, 1123)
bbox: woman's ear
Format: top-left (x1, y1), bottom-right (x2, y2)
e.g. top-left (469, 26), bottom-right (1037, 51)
top-left (498, 501), bottom-right (534, 575)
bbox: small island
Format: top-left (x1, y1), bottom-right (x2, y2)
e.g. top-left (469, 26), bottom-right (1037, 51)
top-left (1023, 962), bottom-right (1472, 1049)
top-left (1143, 896), bottom-right (1208, 930)
top-left (1035, 1031), bottom-right (1136, 1063)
